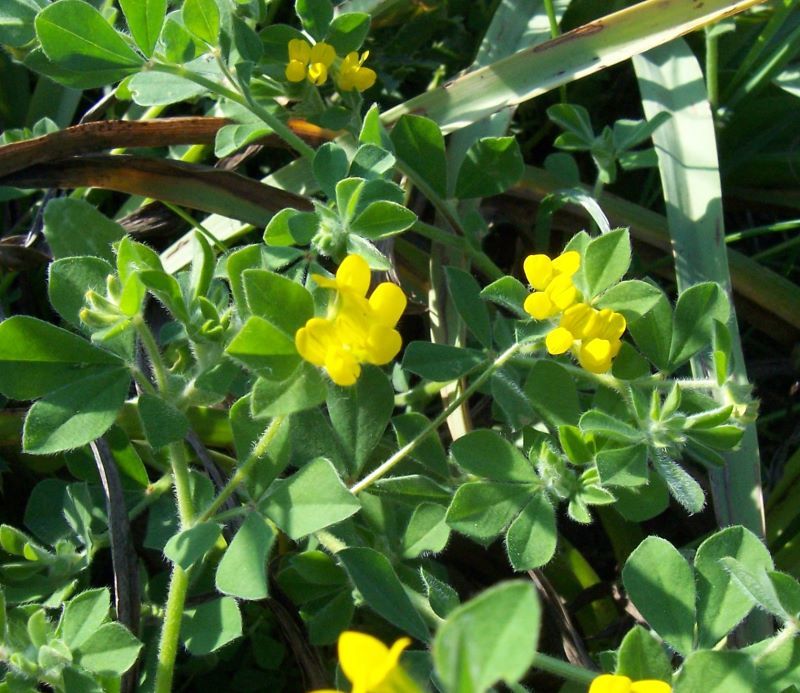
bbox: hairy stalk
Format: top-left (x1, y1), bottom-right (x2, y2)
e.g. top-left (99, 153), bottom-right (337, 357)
top-left (154, 566), bottom-right (189, 693)
top-left (532, 652), bottom-right (597, 685)
top-left (198, 416), bottom-right (286, 522)
top-left (151, 62), bottom-right (315, 160)
top-left (350, 342), bottom-right (522, 494)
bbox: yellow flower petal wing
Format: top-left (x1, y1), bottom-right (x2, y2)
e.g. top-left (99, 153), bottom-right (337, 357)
top-left (365, 325), bottom-right (402, 365)
top-left (296, 318), bottom-right (337, 367)
top-left (369, 283), bottom-right (407, 328)
top-left (630, 681), bottom-right (672, 693)
top-left (336, 254), bottom-right (371, 296)
top-left (551, 250), bottom-right (580, 276)
top-left (338, 632), bottom-right (392, 690)
top-left (589, 674), bottom-right (632, 693)
top-left (545, 327), bottom-right (574, 355)
top-left (523, 254), bottom-right (554, 291)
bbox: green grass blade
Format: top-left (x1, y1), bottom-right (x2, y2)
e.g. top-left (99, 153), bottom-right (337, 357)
top-left (632, 40), bottom-right (766, 542)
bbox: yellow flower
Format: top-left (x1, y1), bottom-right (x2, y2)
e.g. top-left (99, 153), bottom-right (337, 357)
top-left (523, 250), bottom-right (580, 320)
top-left (589, 674), bottom-right (671, 693)
top-left (295, 255), bottom-right (406, 386)
top-left (545, 302), bottom-right (626, 374)
top-left (311, 631), bottom-right (416, 693)
top-left (286, 38), bottom-right (336, 85)
top-left (337, 50), bottom-right (377, 92)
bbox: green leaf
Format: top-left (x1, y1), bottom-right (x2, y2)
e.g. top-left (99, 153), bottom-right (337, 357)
top-left (450, 429), bottom-right (536, 482)
top-left (260, 458), bottom-right (360, 540)
top-left (214, 123), bottom-right (271, 157)
top-left (182, 597), bottom-right (242, 655)
top-left (455, 137), bottom-right (524, 199)
top-left (401, 503), bottom-right (450, 559)
top-left (505, 494), bottom-right (557, 571)
top-left (0, 0), bottom-right (40, 47)
top-left (295, 0), bottom-right (332, 40)
top-left (402, 342), bottom-right (484, 381)
top-left (622, 536), bottom-right (696, 655)
top-left (580, 228), bottom-right (631, 298)
top-left (128, 61), bottom-right (213, 106)
top-left (616, 625), bottom-right (673, 684)
top-left (524, 361), bottom-right (581, 428)
top-left (433, 581), bottom-right (540, 693)
top-left (243, 268), bottom-right (314, 335)
top-left (392, 414), bottom-right (449, 479)
top-left (421, 568), bottom-right (459, 619)
top-left (445, 266), bottom-right (492, 349)
top-left (75, 622), bottom-right (142, 676)
top-left (120, 0), bottom-right (166, 56)
top-left (48, 257), bottom-right (113, 329)
top-left (327, 366), bottom-right (394, 475)
top-left (23, 366), bottom-right (131, 454)
top-left (138, 269), bottom-right (189, 323)
top-left (251, 365), bottom-right (327, 418)
top-left (596, 280), bottom-right (665, 321)
top-left (596, 445), bottom-right (648, 487)
top-left (59, 588), bottom-right (110, 650)
top-left (350, 201), bottom-right (417, 240)
top-left (614, 477), bottom-right (670, 522)
top-left (43, 198), bottom-right (125, 263)
top-left (225, 315), bottom-right (300, 381)
top-left (669, 282), bottom-right (729, 368)
top-left (548, 104), bottom-right (595, 146)
top-left (558, 425), bottom-right (593, 465)
top-left (719, 557), bottom-right (789, 621)
top-left (446, 482), bottom-right (530, 544)
top-left (627, 291), bottom-right (672, 371)
top-left (326, 12), bottom-right (370, 54)
top-left (24, 479), bottom-right (71, 545)
top-left (580, 410), bottom-right (643, 444)
top-left (390, 114), bottom-right (448, 199)
top-left (61, 667), bottom-right (103, 693)
top-left (215, 512), bottom-right (275, 600)
top-left (313, 143), bottom-right (350, 200)
top-left (137, 393), bottom-right (190, 450)
top-left (674, 651), bottom-right (756, 693)
top-left (116, 236), bottom-right (163, 284)
top-left (338, 546), bottom-right (429, 642)
top-left (35, 0), bottom-right (143, 86)
top-left (163, 521), bottom-right (221, 571)
top-left (182, 0), bottom-right (220, 44)
top-left (651, 452), bottom-right (705, 514)
top-left (480, 276), bottom-right (529, 318)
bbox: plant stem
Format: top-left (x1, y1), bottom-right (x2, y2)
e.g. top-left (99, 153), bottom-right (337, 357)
top-left (154, 565), bottom-right (189, 693)
top-left (350, 342), bottom-right (522, 494)
top-left (532, 652), bottom-right (597, 685)
top-left (413, 220), bottom-right (504, 280)
top-left (133, 316), bottom-right (169, 394)
top-left (198, 416), bottom-right (285, 522)
top-left (169, 441), bottom-right (195, 527)
top-left (705, 26), bottom-right (719, 109)
top-left (151, 62), bottom-right (315, 160)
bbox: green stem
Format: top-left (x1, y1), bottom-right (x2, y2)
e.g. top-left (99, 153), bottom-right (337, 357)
top-left (161, 201), bottom-right (227, 253)
top-left (198, 416), bottom-right (285, 522)
top-left (169, 441), bottom-right (195, 527)
top-left (413, 221), bottom-right (503, 280)
top-left (133, 316), bottom-right (169, 394)
top-left (151, 62), bottom-right (315, 160)
top-left (154, 565), bottom-right (189, 693)
top-left (531, 652), bottom-right (597, 685)
top-left (542, 0), bottom-right (567, 103)
top-left (350, 342), bottom-right (522, 494)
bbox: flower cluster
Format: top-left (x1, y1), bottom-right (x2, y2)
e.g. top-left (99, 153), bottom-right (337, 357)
top-left (590, 674), bottom-right (671, 693)
top-left (285, 39), bottom-right (376, 92)
top-left (523, 250), bottom-right (626, 374)
top-left (295, 255), bottom-right (406, 386)
top-left (311, 631), bottom-right (418, 693)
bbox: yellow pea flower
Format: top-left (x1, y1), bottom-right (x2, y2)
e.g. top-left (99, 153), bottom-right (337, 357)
top-left (337, 50), bottom-right (377, 92)
top-left (523, 250), bottom-right (581, 319)
top-left (295, 255), bottom-right (407, 386)
top-left (311, 631), bottom-right (419, 693)
top-left (286, 38), bottom-right (336, 86)
top-left (589, 674), bottom-right (671, 693)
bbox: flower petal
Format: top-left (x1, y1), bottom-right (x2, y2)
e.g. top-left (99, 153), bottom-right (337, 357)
top-left (285, 60), bottom-right (307, 82)
top-left (310, 41), bottom-right (336, 67)
top-left (336, 254), bottom-right (371, 296)
top-left (579, 338), bottom-right (613, 374)
top-left (325, 347), bottom-right (360, 387)
top-left (546, 274), bottom-right (578, 311)
top-left (552, 250), bottom-right (580, 276)
top-left (546, 327), bottom-right (574, 355)
top-left (366, 325), bottom-right (402, 365)
top-left (338, 631), bottom-right (391, 689)
top-left (307, 62), bottom-right (328, 85)
top-left (589, 674), bottom-right (632, 693)
top-left (369, 282), bottom-right (407, 328)
top-left (295, 318), bottom-right (336, 367)
top-left (523, 254), bottom-right (554, 291)
top-left (524, 291), bottom-right (556, 320)
top-left (287, 38), bottom-right (310, 64)
top-left (353, 67), bottom-right (377, 92)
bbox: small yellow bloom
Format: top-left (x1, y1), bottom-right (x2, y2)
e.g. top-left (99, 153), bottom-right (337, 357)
top-left (337, 50), bottom-right (377, 92)
top-left (311, 631), bottom-right (416, 693)
top-left (523, 250), bottom-right (580, 319)
top-left (544, 302), bottom-right (626, 374)
top-left (589, 674), bottom-right (671, 693)
top-left (295, 255), bottom-right (406, 386)
top-left (286, 38), bottom-right (336, 86)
